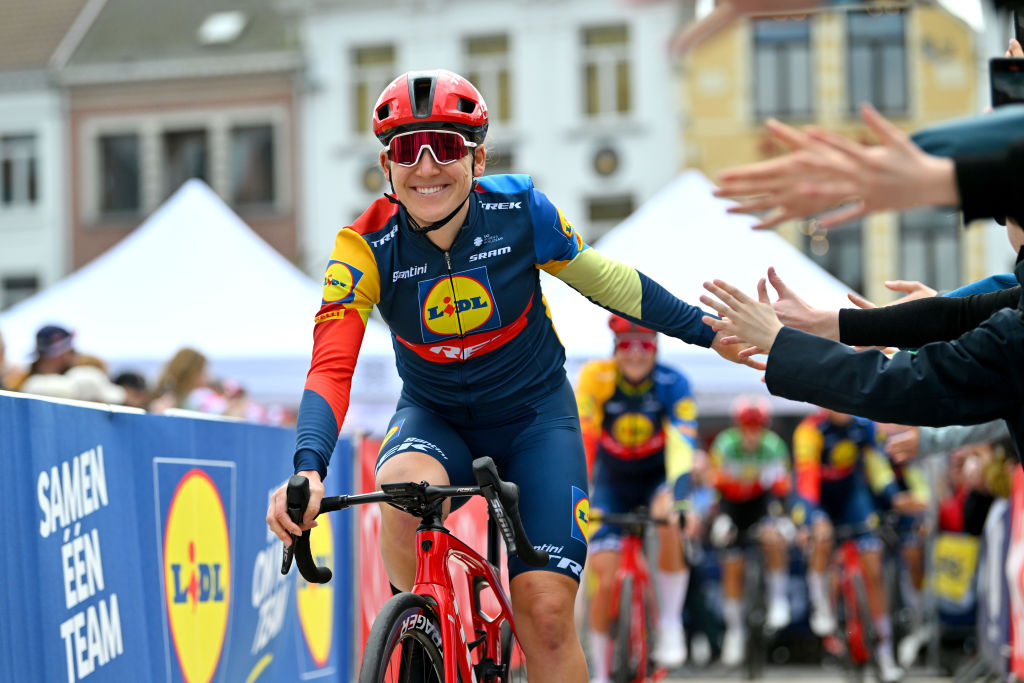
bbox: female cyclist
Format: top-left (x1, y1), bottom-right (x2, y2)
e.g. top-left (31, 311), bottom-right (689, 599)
top-left (267, 69), bottom-right (753, 682)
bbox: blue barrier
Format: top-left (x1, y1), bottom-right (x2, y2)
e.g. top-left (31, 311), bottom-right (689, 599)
top-left (0, 393), bottom-right (352, 683)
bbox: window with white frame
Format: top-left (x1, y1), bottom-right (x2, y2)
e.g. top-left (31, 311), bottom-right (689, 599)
top-left (99, 133), bottom-right (141, 214)
top-left (805, 223), bottom-right (864, 293)
top-left (162, 129), bottom-right (208, 199)
top-left (900, 208), bottom-right (960, 292)
top-left (586, 194), bottom-right (634, 244)
top-left (465, 34), bottom-right (512, 123)
top-left (582, 25), bottom-right (631, 119)
top-left (1, 135), bottom-right (38, 207)
top-left (753, 16), bottom-right (813, 120)
top-left (847, 9), bottom-right (906, 116)
top-left (230, 124), bottom-right (275, 206)
top-left (353, 45), bottom-right (396, 135)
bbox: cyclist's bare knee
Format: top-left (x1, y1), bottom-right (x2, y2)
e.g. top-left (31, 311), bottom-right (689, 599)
top-left (510, 572), bottom-right (579, 651)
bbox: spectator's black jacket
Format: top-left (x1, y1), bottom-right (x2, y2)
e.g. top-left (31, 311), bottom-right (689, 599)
top-left (766, 251), bottom-right (1024, 458)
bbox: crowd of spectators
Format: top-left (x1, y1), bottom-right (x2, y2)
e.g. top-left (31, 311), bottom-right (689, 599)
top-left (0, 323), bottom-right (294, 426)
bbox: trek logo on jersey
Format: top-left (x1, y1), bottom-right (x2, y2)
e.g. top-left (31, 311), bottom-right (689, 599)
top-left (322, 260), bottom-right (364, 305)
top-left (571, 486), bottom-right (589, 544)
top-left (480, 201), bottom-right (521, 210)
top-left (370, 225), bottom-right (398, 248)
top-left (418, 266), bottom-right (501, 343)
top-left (162, 468), bottom-right (231, 683)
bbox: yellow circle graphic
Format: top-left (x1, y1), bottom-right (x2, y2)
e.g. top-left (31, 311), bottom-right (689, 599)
top-left (422, 275), bottom-right (494, 336)
top-left (297, 515), bottom-right (335, 667)
top-left (163, 469), bottom-right (231, 683)
top-left (574, 497), bottom-right (590, 540)
top-left (611, 413), bottom-right (656, 447)
top-left (323, 261), bottom-right (355, 304)
top-left (831, 440), bottom-right (859, 469)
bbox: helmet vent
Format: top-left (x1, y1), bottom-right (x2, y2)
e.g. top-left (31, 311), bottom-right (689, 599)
top-left (456, 97), bottom-right (476, 114)
top-left (412, 77), bottom-right (434, 116)
top-left (375, 103), bottom-right (390, 121)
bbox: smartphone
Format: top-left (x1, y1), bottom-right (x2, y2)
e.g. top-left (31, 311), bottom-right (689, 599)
top-left (990, 57), bottom-right (1024, 107)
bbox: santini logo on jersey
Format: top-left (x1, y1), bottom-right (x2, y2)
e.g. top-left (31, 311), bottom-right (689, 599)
top-left (468, 246), bottom-right (511, 262)
top-left (393, 264), bottom-right (428, 282)
top-left (480, 202), bottom-right (521, 210)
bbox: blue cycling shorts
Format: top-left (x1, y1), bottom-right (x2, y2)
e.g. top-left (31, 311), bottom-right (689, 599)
top-left (588, 465), bottom-right (666, 551)
top-left (375, 377), bottom-right (589, 582)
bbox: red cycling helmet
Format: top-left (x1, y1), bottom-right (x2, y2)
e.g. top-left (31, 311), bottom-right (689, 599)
top-left (373, 69), bottom-right (489, 145)
top-left (608, 314), bottom-right (655, 336)
top-left (731, 395), bottom-right (771, 430)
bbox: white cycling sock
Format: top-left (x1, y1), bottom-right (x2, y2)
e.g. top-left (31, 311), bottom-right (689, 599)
top-left (807, 571), bottom-right (829, 610)
top-left (874, 613), bottom-right (893, 650)
top-left (723, 597), bottom-right (744, 631)
top-left (768, 569), bottom-right (788, 603)
top-left (656, 569), bottom-right (689, 630)
top-left (589, 630), bottom-right (610, 679)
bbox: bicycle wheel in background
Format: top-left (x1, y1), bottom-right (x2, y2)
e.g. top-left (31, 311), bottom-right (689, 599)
top-left (610, 576), bottom-right (642, 683)
top-left (744, 558), bottom-right (767, 680)
top-left (359, 592), bottom-right (448, 683)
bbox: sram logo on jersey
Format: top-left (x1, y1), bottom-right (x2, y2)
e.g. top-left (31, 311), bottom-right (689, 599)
top-left (480, 201), bottom-right (521, 210)
top-left (417, 266), bottom-right (502, 343)
top-left (468, 246), bottom-right (511, 262)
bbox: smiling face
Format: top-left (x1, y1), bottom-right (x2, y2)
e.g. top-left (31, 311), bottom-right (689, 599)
top-left (613, 334), bottom-right (658, 384)
top-left (380, 143), bottom-right (486, 228)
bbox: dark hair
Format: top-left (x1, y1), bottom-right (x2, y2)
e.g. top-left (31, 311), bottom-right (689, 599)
top-left (114, 371), bottom-right (147, 392)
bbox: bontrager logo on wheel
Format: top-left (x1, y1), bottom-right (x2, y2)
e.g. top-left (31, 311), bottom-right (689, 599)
top-left (162, 468), bottom-right (230, 683)
top-left (400, 612), bottom-right (443, 648)
top-left (296, 517), bottom-right (335, 668)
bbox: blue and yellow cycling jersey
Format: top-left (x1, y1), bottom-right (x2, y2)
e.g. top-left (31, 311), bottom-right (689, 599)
top-left (791, 412), bottom-right (900, 526)
top-left (294, 174), bottom-right (716, 477)
top-left (576, 359), bottom-right (697, 501)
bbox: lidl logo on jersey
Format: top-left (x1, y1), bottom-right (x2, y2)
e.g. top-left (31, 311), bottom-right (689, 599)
top-left (322, 260), bottom-right (364, 305)
top-left (571, 486), bottom-right (589, 544)
top-left (296, 515), bottom-right (335, 668)
top-left (156, 462), bottom-right (235, 683)
top-left (418, 266), bottom-right (501, 342)
top-left (611, 413), bottom-right (656, 448)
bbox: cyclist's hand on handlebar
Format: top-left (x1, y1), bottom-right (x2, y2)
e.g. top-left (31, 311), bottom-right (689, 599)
top-left (267, 469), bottom-right (324, 546)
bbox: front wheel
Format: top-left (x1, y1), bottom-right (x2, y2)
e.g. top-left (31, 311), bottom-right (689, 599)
top-left (610, 575), bottom-right (646, 683)
top-left (359, 592), bottom-right (447, 683)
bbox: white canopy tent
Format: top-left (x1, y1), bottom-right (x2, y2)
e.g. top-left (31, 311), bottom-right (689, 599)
top-left (542, 170), bottom-right (860, 416)
top-left (0, 180), bottom-right (400, 426)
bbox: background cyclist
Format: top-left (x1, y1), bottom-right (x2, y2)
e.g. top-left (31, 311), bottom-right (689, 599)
top-left (265, 69), bottom-right (754, 683)
top-left (707, 394), bottom-right (793, 668)
top-left (791, 409), bottom-right (904, 683)
top-left (577, 315), bottom-right (699, 681)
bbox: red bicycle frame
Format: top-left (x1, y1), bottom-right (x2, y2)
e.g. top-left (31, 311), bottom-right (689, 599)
top-left (411, 526), bottom-right (519, 682)
top-left (607, 532), bottom-right (656, 683)
top-left (834, 538), bottom-right (871, 665)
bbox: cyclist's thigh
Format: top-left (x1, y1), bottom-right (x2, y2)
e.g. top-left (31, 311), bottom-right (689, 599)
top-left (374, 402), bottom-right (475, 510)
top-left (589, 468), bottom-right (662, 550)
top-left (498, 380), bottom-right (590, 582)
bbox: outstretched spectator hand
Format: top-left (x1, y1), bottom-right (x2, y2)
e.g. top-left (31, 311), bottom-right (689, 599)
top-left (715, 104), bottom-right (959, 230)
top-left (886, 427), bottom-right (920, 464)
top-left (847, 280), bottom-right (938, 310)
top-left (765, 267), bottom-right (841, 339)
top-left (711, 330), bottom-right (768, 371)
top-left (700, 279), bottom-right (784, 354)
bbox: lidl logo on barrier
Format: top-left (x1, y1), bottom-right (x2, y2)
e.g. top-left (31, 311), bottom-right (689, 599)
top-left (322, 260), bottom-right (364, 305)
top-left (163, 468), bottom-right (231, 683)
top-left (417, 266), bottom-right (501, 342)
top-left (296, 515), bottom-right (335, 668)
top-left (571, 486), bottom-right (589, 544)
